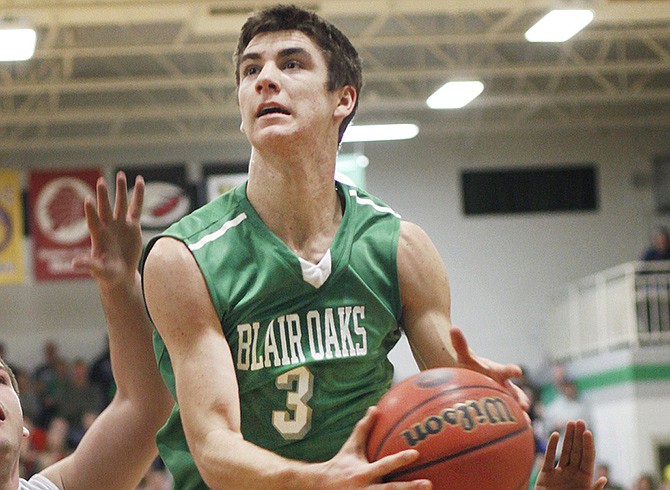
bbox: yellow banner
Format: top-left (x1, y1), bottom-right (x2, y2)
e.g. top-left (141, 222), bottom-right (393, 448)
top-left (0, 169), bottom-right (25, 284)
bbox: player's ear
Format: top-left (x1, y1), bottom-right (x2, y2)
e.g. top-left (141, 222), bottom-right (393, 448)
top-left (333, 85), bottom-right (356, 120)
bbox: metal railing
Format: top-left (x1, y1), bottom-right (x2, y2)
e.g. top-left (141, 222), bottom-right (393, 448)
top-left (548, 261), bottom-right (670, 360)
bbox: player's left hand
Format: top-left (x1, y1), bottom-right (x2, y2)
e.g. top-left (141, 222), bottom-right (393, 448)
top-left (72, 171), bottom-right (145, 287)
top-left (449, 327), bottom-right (530, 410)
top-left (534, 420), bottom-right (607, 490)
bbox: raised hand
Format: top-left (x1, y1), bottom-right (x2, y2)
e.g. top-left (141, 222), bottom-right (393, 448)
top-left (449, 327), bottom-right (530, 410)
top-left (534, 420), bottom-right (607, 490)
top-left (72, 171), bottom-right (145, 286)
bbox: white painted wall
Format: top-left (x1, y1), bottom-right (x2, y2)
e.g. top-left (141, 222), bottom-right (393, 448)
top-left (1, 127), bottom-right (670, 377)
top-left (587, 383), bottom-right (670, 488)
top-left (590, 396), bottom-right (638, 486)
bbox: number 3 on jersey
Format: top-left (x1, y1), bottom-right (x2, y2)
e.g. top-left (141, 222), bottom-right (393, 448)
top-left (272, 366), bottom-right (314, 440)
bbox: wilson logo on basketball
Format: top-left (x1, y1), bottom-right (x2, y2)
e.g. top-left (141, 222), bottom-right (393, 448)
top-left (401, 397), bottom-right (516, 447)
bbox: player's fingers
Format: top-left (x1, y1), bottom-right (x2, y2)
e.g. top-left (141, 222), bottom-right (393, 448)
top-left (569, 420), bottom-right (586, 466)
top-left (449, 327), bottom-right (472, 362)
top-left (497, 361), bottom-right (523, 379)
top-left (84, 195), bottom-right (102, 236)
top-left (114, 171), bottom-right (129, 220)
top-left (376, 478), bottom-right (431, 489)
top-left (558, 421), bottom-right (576, 467)
top-left (129, 175), bottom-right (145, 222)
top-left (505, 379), bottom-right (530, 411)
top-left (96, 177), bottom-right (113, 225)
top-left (593, 476), bottom-right (608, 490)
top-left (579, 427), bottom-right (597, 473)
top-left (541, 432), bottom-right (559, 471)
top-left (368, 449), bottom-right (420, 481)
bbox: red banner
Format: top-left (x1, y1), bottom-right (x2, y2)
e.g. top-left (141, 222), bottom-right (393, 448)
top-left (29, 168), bottom-right (101, 281)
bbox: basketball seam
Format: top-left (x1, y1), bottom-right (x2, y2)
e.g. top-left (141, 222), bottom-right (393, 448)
top-left (371, 384), bottom-right (513, 461)
top-left (383, 425), bottom-right (532, 481)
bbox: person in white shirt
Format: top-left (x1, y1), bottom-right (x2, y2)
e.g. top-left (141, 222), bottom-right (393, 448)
top-left (0, 172), bottom-right (172, 490)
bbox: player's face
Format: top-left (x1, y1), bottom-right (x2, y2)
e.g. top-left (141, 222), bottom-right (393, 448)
top-left (0, 362), bottom-right (26, 460)
top-left (237, 30), bottom-right (347, 150)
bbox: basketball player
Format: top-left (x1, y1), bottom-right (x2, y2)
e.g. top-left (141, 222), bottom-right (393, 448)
top-left (142, 5), bottom-right (602, 489)
top-left (0, 172), bottom-right (173, 490)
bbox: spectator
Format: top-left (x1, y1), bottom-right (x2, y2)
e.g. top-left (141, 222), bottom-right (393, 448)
top-left (89, 336), bottom-right (115, 408)
top-left (0, 341), bottom-right (19, 373)
top-left (513, 365), bottom-right (547, 453)
top-left (543, 377), bottom-right (590, 456)
top-left (56, 358), bottom-right (103, 434)
top-left (633, 473), bottom-right (658, 490)
top-left (66, 410), bottom-right (99, 449)
top-left (33, 341), bottom-right (64, 428)
top-left (34, 417), bottom-right (71, 473)
top-left (641, 226), bottom-right (670, 261)
top-left (15, 368), bottom-right (41, 424)
top-left (19, 415), bottom-right (48, 479)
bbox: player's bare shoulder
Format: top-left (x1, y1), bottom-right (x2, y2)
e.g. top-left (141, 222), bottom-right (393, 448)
top-left (397, 220), bottom-right (441, 272)
top-left (397, 220), bottom-right (451, 314)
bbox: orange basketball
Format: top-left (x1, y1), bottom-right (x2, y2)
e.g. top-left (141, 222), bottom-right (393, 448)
top-left (367, 367), bottom-right (535, 490)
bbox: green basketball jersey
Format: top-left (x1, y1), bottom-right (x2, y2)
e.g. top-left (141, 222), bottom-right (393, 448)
top-left (144, 182), bottom-right (403, 489)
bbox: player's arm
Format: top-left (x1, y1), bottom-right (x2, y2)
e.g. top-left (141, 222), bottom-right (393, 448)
top-left (143, 237), bottom-right (429, 490)
top-left (39, 172), bottom-right (173, 490)
top-left (397, 221), bottom-right (527, 407)
top-left (534, 420), bottom-right (607, 490)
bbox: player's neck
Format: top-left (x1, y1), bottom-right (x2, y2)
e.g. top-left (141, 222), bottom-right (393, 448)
top-left (247, 149), bottom-right (342, 263)
top-left (0, 456), bottom-right (20, 490)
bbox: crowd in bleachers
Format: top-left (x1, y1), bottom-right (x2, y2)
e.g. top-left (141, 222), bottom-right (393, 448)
top-left (1, 338), bottom-right (172, 489)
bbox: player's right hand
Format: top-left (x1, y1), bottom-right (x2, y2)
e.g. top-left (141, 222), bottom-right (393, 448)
top-left (316, 406), bottom-right (432, 489)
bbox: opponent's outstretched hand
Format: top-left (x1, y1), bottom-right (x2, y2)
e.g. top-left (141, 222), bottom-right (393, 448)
top-left (534, 420), bottom-right (607, 490)
top-left (449, 327), bottom-right (530, 410)
top-left (318, 406), bottom-right (431, 489)
top-left (72, 171), bottom-right (144, 286)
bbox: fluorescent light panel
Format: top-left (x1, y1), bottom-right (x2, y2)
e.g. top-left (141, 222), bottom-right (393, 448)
top-left (426, 81), bottom-right (484, 109)
top-left (525, 10), bottom-right (594, 43)
top-left (342, 123), bottom-right (419, 143)
top-left (0, 27), bottom-right (37, 61)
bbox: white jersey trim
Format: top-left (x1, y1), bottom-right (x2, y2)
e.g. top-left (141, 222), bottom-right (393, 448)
top-left (298, 248), bottom-right (332, 288)
top-left (189, 212), bottom-right (247, 251)
top-left (348, 189), bottom-right (401, 218)
top-left (19, 474), bottom-right (59, 490)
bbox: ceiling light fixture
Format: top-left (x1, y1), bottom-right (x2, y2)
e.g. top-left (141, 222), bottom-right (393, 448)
top-left (0, 20), bottom-right (37, 61)
top-left (426, 81), bottom-right (484, 109)
top-left (341, 123), bottom-right (419, 143)
top-left (525, 9), bottom-right (594, 43)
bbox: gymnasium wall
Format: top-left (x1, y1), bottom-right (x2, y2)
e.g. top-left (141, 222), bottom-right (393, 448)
top-left (1, 126), bottom-right (670, 376)
top-left (571, 344), bottom-right (670, 487)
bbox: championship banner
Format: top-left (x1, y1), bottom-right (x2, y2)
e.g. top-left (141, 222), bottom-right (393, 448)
top-left (0, 169), bottom-right (25, 284)
top-left (29, 168), bottom-right (101, 281)
top-left (119, 165), bottom-right (194, 241)
top-left (203, 163), bottom-right (248, 203)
